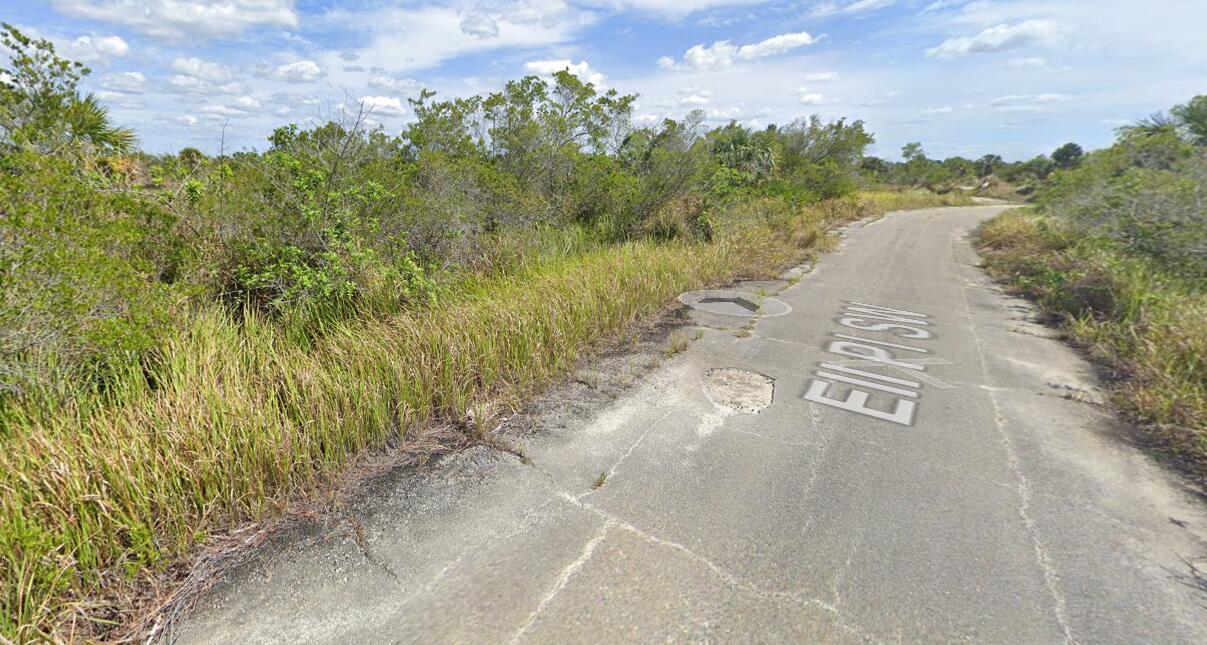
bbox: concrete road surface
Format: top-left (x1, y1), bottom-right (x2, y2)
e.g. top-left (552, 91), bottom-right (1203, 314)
top-left (169, 206), bottom-right (1207, 644)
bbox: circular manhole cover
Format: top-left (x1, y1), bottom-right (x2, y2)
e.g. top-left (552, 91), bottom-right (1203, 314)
top-left (678, 290), bottom-right (792, 317)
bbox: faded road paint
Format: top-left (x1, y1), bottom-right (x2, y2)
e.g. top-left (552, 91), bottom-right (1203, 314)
top-left (802, 301), bottom-right (942, 426)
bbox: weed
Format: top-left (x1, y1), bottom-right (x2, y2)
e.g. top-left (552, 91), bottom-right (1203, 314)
top-left (665, 332), bottom-right (691, 356)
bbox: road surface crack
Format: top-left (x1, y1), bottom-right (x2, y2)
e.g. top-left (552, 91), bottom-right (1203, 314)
top-left (831, 528), bottom-right (864, 610)
top-left (959, 278), bottom-right (1077, 644)
top-left (579, 409), bottom-right (674, 499)
top-left (559, 493), bottom-right (884, 644)
top-left (342, 515), bottom-right (403, 585)
top-left (799, 402), bottom-right (838, 540)
top-left (509, 522), bottom-right (612, 643)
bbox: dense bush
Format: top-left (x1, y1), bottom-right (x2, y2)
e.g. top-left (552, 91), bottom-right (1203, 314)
top-left (0, 139), bottom-right (183, 418)
top-left (1, 23), bottom-right (893, 419)
top-left (1037, 122), bottom-right (1206, 278)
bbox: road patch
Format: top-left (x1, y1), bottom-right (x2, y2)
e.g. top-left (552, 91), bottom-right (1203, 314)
top-left (679, 290), bottom-right (791, 318)
top-left (704, 368), bottom-right (775, 414)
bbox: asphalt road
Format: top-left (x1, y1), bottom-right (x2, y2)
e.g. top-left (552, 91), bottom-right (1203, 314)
top-left (170, 206), bottom-right (1207, 644)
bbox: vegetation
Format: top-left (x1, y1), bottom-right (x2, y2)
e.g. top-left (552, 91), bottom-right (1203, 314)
top-left (859, 139), bottom-right (1088, 199)
top-left (976, 94), bottom-right (1206, 476)
top-left (0, 25), bottom-right (968, 640)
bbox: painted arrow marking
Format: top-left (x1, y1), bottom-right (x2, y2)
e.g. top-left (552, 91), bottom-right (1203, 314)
top-left (699, 296), bottom-right (760, 312)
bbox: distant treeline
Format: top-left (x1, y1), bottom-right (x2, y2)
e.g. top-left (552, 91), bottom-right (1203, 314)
top-left (860, 140), bottom-right (1088, 197)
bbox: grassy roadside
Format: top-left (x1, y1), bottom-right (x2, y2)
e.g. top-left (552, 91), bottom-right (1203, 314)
top-left (975, 209), bottom-right (1206, 475)
top-left (0, 190), bottom-right (968, 641)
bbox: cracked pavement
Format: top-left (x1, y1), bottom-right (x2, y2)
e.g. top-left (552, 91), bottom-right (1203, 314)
top-left (168, 206), bottom-right (1207, 644)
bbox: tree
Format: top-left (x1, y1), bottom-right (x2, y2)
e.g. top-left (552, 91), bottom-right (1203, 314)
top-left (1021, 155), bottom-right (1055, 180)
top-left (1119, 111), bottom-right (1178, 139)
top-left (975, 154), bottom-right (1003, 177)
top-left (860, 156), bottom-right (889, 177)
top-left (941, 156), bottom-right (975, 179)
top-left (708, 121), bottom-right (778, 186)
top-left (0, 23), bottom-right (134, 154)
top-left (901, 141), bottom-right (925, 162)
top-left (1171, 95), bottom-right (1207, 146)
top-left (1051, 142), bottom-right (1084, 169)
top-left (778, 115), bottom-right (874, 171)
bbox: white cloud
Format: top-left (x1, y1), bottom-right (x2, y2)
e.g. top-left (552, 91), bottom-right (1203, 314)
top-left (709, 106), bottom-right (744, 119)
top-left (171, 57), bottom-right (233, 83)
top-left (522, 59), bottom-right (606, 86)
top-left (740, 32), bottom-right (819, 58)
top-left (323, 2), bottom-right (593, 74)
top-left (926, 20), bottom-right (1064, 58)
top-left (200, 95), bottom-right (262, 118)
top-left (798, 88), bottom-right (824, 105)
top-left (50, 0), bottom-right (298, 41)
top-left (230, 95), bottom-right (261, 110)
top-left (1008, 56), bottom-right (1048, 69)
top-left (921, 105), bottom-right (954, 116)
top-left (920, 0), bottom-right (961, 13)
top-left (65, 34), bottom-right (129, 62)
top-left (368, 75), bottom-right (419, 93)
top-left (586, 1), bottom-right (768, 19)
top-left (270, 60), bottom-right (323, 83)
top-left (358, 95), bottom-right (408, 117)
top-left (168, 76), bottom-right (245, 95)
top-left (95, 89), bottom-right (143, 108)
top-left (167, 57), bottom-right (245, 94)
top-left (810, 0), bottom-right (896, 18)
top-left (659, 31), bottom-right (817, 71)
top-left (803, 71), bottom-right (839, 82)
top-left (199, 105), bottom-right (247, 118)
top-left (176, 115), bottom-right (199, 126)
top-left (99, 71), bottom-right (145, 92)
top-left (459, 11), bottom-right (500, 39)
top-left (988, 93), bottom-right (1070, 111)
top-left (678, 91), bottom-right (712, 105)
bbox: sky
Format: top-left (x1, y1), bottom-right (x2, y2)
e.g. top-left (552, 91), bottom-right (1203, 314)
top-left (7, 0), bottom-right (1206, 160)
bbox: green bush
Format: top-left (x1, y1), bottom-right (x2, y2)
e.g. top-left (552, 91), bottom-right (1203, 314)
top-left (1038, 132), bottom-right (1206, 277)
top-left (0, 151), bottom-right (180, 414)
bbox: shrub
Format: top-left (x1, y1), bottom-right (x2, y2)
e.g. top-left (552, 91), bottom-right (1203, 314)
top-left (0, 151), bottom-right (180, 414)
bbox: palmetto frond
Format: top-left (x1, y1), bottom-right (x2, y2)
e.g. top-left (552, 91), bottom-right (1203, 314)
top-left (66, 93), bottom-right (135, 153)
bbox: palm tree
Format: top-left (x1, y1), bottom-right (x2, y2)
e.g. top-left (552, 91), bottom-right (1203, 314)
top-left (64, 94), bottom-right (135, 154)
top-left (0, 23), bottom-right (135, 155)
top-left (1118, 111), bottom-right (1178, 138)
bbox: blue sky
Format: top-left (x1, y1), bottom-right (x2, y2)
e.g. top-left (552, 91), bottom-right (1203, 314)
top-left (8, 0), bottom-right (1206, 159)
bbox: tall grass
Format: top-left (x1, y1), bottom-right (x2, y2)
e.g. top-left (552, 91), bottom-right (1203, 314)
top-left (0, 191), bottom-right (962, 641)
top-left (976, 209), bottom-right (1206, 468)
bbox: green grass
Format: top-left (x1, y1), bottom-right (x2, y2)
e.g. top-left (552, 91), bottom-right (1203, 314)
top-left (0, 190), bottom-right (961, 641)
top-left (976, 209), bottom-right (1207, 473)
